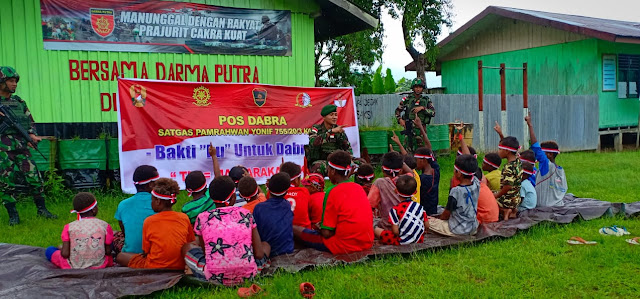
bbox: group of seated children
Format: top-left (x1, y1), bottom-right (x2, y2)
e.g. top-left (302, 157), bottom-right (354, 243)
top-left (45, 113), bottom-right (566, 287)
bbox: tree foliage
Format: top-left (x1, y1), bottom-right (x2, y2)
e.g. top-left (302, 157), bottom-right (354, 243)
top-left (384, 68), bottom-right (396, 93)
top-left (314, 1), bottom-right (384, 87)
top-left (372, 66), bottom-right (385, 94)
top-left (384, 0), bottom-right (452, 85)
top-left (395, 77), bottom-right (412, 93)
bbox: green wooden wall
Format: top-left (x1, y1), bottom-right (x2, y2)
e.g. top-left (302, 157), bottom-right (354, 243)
top-left (596, 40), bottom-right (640, 128)
top-left (441, 38), bottom-right (640, 128)
top-left (0, 0), bottom-right (319, 123)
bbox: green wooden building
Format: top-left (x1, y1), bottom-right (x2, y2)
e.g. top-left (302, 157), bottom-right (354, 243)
top-left (0, 0), bottom-right (377, 138)
top-left (407, 6), bottom-right (640, 132)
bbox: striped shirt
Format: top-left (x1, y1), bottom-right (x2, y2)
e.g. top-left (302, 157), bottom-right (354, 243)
top-left (389, 200), bottom-right (427, 245)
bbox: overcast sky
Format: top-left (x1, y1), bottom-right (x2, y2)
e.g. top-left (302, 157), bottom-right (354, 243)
top-left (378, 0), bottom-right (640, 88)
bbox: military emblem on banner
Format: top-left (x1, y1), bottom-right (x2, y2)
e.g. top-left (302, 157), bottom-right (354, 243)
top-left (295, 93), bottom-right (312, 108)
top-left (130, 84), bottom-right (147, 108)
top-left (193, 86), bottom-right (212, 106)
top-left (252, 88), bottom-right (267, 107)
top-left (334, 99), bottom-right (347, 108)
top-left (90, 8), bottom-right (115, 38)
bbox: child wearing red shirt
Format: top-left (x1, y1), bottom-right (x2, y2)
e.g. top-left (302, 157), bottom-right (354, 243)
top-left (302, 173), bottom-right (325, 226)
top-left (294, 151), bottom-right (374, 254)
top-left (280, 162), bottom-right (312, 229)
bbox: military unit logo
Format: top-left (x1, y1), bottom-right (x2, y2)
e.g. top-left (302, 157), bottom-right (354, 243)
top-left (295, 93), bottom-right (312, 108)
top-left (90, 8), bottom-right (115, 38)
top-left (192, 86), bottom-right (212, 106)
top-left (129, 84), bottom-right (147, 108)
top-left (334, 99), bottom-right (347, 108)
top-left (252, 88), bottom-right (267, 107)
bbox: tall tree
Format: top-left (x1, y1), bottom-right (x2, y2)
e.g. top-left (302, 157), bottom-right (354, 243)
top-left (315, 1), bottom-right (384, 87)
top-left (384, 68), bottom-right (396, 93)
top-left (395, 77), bottom-right (412, 93)
top-left (360, 74), bottom-right (373, 95)
top-left (384, 0), bottom-right (452, 85)
top-left (372, 66), bottom-right (385, 94)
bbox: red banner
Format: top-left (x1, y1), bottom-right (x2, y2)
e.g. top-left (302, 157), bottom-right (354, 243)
top-left (117, 78), bottom-right (359, 193)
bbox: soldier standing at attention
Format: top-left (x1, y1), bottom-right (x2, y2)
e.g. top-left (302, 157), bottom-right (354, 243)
top-left (395, 78), bottom-right (436, 151)
top-left (306, 104), bottom-right (353, 176)
top-left (0, 66), bottom-right (57, 225)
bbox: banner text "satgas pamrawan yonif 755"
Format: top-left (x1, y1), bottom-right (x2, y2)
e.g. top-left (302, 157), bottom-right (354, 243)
top-left (117, 78), bottom-right (360, 193)
top-left (40, 0), bottom-right (292, 56)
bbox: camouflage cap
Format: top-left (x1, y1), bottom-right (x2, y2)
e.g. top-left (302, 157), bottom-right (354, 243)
top-left (0, 66), bottom-right (19, 83)
top-left (411, 78), bottom-right (425, 88)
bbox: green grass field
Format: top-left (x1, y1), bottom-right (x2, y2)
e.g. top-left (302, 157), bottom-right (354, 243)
top-left (1, 151), bottom-right (639, 298)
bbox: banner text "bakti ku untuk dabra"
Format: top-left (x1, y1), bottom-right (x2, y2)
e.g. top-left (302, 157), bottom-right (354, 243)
top-left (117, 79), bottom-right (360, 193)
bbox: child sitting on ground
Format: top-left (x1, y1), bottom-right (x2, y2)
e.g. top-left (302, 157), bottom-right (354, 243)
top-left (113, 165), bottom-right (158, 254)
top-left (294, 150), bottom-right (374, 254)
top-left (493, 136), bottom-right (523, 220)
top-left (450, 146), bottom-right (477, 190)
top-left (253, 172), bottom-right (294, 257)
top-left (414, 147), bottom-right (440, 216)
top-left (302, 173), bottom-right (325, 226)
top-left (518, 163), bottom-right (537, 213)
top-left (519, 149), bottom-right (537, 186)
top-left (525, 113), bottom-right (567, 207)
top-left (280, 162), bottom-right (312, 229)
top-left (369, 151), bottom-right (409, 223)
top-left (354, 163), bottom-right (375, 196)
top-left (46, 192), bottom-right (113, 269)
top-left (182, 171), bottom-right (214, 224)
top-left (403, 155), bottom-right (422, 204)
top-left (374, 175), bottom-right (428, 245)
top-left (429, 154), bottom-right (480, 236)
top-left (182, 176), bottom-right (270, 286)
top-left (482, 153), bottom-right (502, 191)
top-left (116, 178), bottom-right (195, 269)
top-left (458, 133), bottom-right (499, 224)
top-left (237, 176), bottom-right (267, 213)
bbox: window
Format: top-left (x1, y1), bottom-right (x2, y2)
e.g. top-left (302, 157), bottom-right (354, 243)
top-left (618, 54), bottom-right (640, 99)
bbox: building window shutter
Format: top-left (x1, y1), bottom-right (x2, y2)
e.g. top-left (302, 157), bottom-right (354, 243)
top-left (618, 54), bottom-right (640, 99)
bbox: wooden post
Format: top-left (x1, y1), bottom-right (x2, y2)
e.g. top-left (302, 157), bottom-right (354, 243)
top-left (500, 63), bottom-right (507, 136)
top-left (523, 63), bottom-right (529, 148)
top-left (478, 61), bottom-right (484, 111)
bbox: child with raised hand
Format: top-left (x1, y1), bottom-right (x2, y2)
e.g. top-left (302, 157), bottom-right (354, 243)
top-left (46, 192), bottom-right (114, 269)
top-left (238, 176), bottom-right (266, 213)
top-left (302, 173), bottom-right (325, 226)
top-left (280, 162), bottom-right (312, 229)
top-left (519, 149), bottom-right (537, 186)
top-left (518, 163), bottom-right (537, 213)
top-left (354, 163), bottom-right (375, 196)
top-left (294, 150), bottom-right (374, 254)
top-left (450, 145), bottom-right (477, 190)
top-left (403, 155), bottom-right (422, 203)
top-left (369, 151), bottom-right (408, 226)
top-left (116, 178), bottom-right (195, 269)
top-left (494, 136), bottom-right (523, 220)
top-left (114, 165), bottom-right (158, 254)
top-left (253, 172), bottom-right (294, 257)
top-left (525, 113), bottom-right (567, 207)
top-left (414, 147), bottom-right (440, 216)
top-left (182, 171), bottom-right (214, 224)
top-left (182, 176), bottom-right (269, 286)
top-left (374, 175), bottom-right (428, 245)
top-left (429, 155), bottom-right (480, 236)
top-left (482, 153), bottom-right (502, 191)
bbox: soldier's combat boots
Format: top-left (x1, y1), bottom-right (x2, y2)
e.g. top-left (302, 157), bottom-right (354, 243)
top-left (5, 202), bottom-right (20, 226)
top-left (34, 196), bottom-right (57, 219)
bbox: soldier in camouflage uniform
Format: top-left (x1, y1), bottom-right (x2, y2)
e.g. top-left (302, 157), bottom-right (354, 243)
top-left (0, 66), bottom-right (57, 225)
top-left (395, 78), bottom-right (436, 151)
top-left (306, 104), bottom-right (353, 176)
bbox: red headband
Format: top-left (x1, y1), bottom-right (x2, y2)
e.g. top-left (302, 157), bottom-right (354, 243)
top-left (270, 189), bottom-right (288, 197)
top-left (357, 173), bottom-right (374, 181)
top-left (454, 165), bottom-right (475, 176)
top-left (483, 157), bottom-right (499, 169)
top-left (134, 174), bottom-right (159, 185)
top-left (240, 186), bottom-right (260, 199)
top-left (152, 190), bottom-right (176, 204)
top-left (289, 171), bottom-right (303, 181)
top-left (523, 168), bottom-right (536, 176)
top-left (186, 182), bottom-right (207, 197)
top-left (70, 200), bottom-right (97, 221)
top-left (212, 188), bottom-right (236, 205)
top-left (396, 190), bottom-right (416, 198)
top-left (414, 154), bottom-right (434, 160)
top-left (329, 161), bottom-right (351, 175)
top-left (520, 157), bottom-right (536, 165)
top-left (498, 145), bottom-right (519, 153)
top-left (541, 148), bottom-right (560, 154)
top-left (382, 165), bottom-right (401, 177)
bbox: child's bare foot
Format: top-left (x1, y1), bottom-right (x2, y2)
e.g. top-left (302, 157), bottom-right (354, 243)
top-left (184, 265), bottom-right (193, 275)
